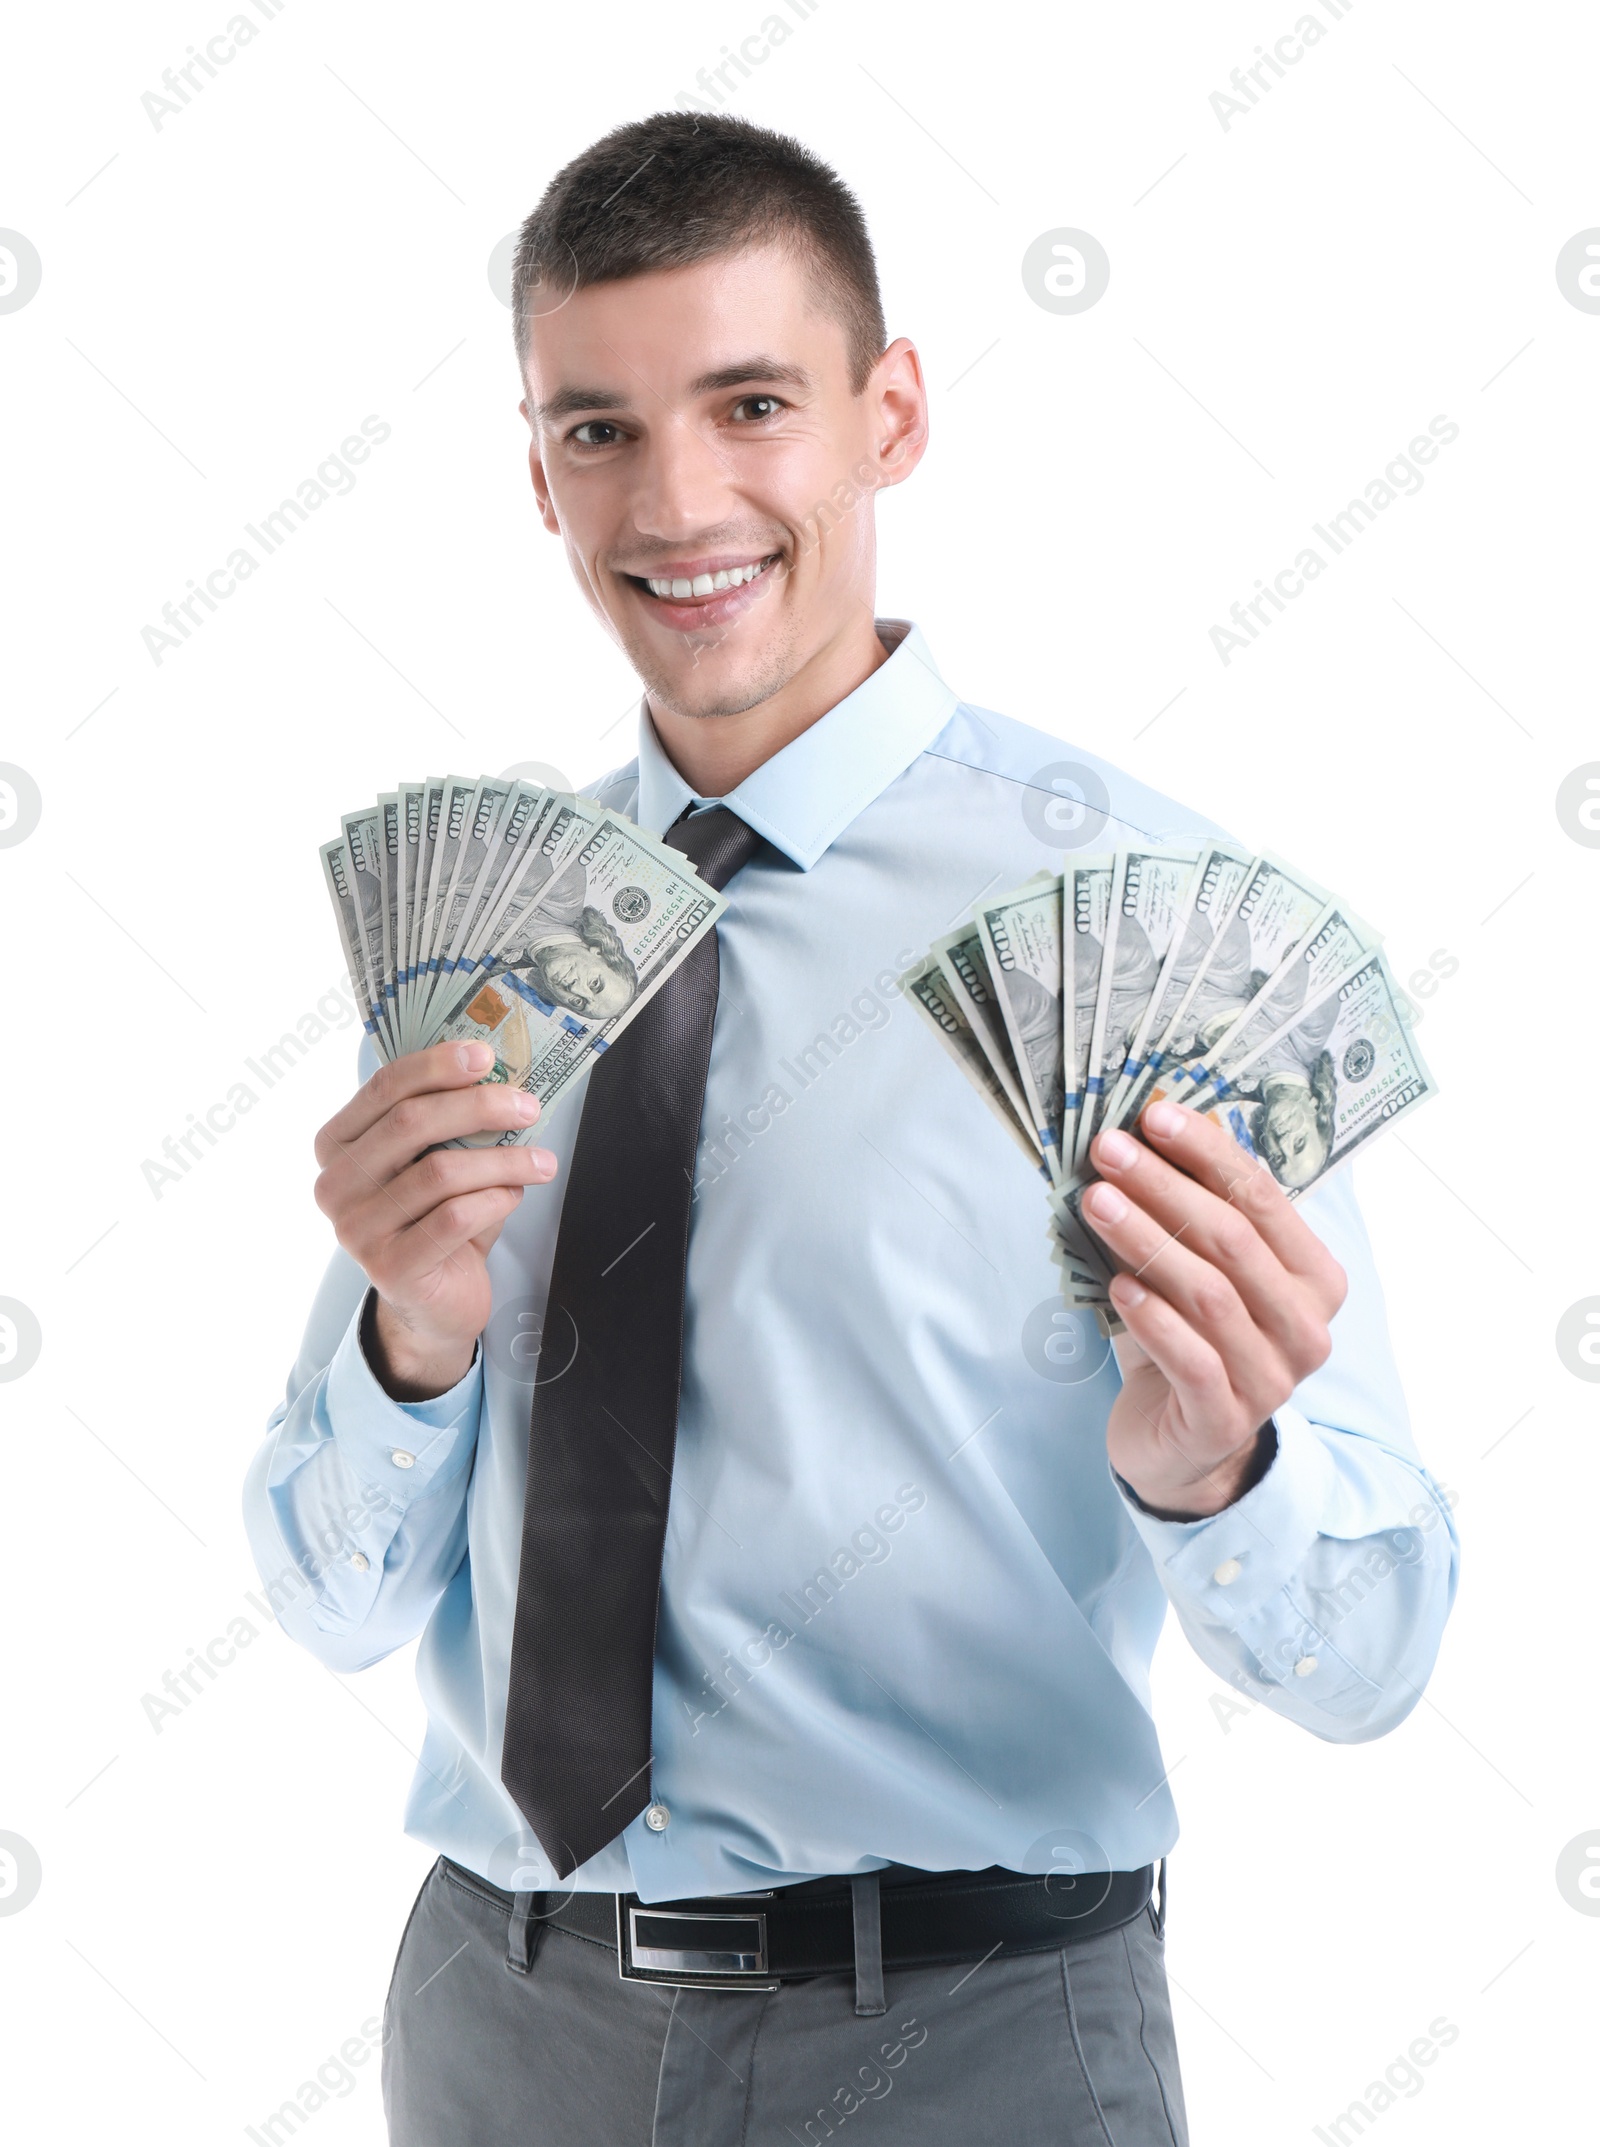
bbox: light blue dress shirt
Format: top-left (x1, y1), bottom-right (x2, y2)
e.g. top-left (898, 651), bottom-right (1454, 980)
top-left (242, 620), bottom-right (1460, 1903)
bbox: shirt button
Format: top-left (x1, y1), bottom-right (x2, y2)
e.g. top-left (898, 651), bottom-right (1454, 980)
top-left (390, 1449), bottom-right (415, 1469)
top-left (1212, 1557), bottom-right (1242, 1586)
top-left (350, 1552), bottom-right (370, 1572)
top-left (1293, 1655), bottom-right (1319, 1677)
top-left (644, 1803), bottom-right (671, 1832)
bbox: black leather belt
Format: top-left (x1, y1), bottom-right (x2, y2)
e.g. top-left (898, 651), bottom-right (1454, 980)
top-left (464, 1857), bottom-right (1159, 1996)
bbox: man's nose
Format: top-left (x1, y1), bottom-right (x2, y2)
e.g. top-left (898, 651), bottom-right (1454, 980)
top-left (629, 415), bottom-right (738, 541)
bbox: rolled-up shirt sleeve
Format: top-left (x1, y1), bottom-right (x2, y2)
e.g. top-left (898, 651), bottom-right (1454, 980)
top-left (1109, 1166), bottom-right (1460, 1740)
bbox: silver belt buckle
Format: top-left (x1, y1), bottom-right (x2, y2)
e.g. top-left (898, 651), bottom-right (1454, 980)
top-left (615, 1896), bottom-right (779, 1991)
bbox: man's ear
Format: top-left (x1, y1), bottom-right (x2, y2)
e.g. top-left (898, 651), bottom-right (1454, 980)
top-left (520, 398), bottom-right (561, 535)
top-left (868, 337), bottom-right (929, 489)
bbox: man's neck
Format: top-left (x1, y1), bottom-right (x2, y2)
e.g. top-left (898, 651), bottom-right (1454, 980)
top-left (645, 610), bottom-right (889, 799)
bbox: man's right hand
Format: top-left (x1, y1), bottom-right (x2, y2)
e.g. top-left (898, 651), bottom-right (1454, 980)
top-left (313, 1041), bottom-right (558, 1401)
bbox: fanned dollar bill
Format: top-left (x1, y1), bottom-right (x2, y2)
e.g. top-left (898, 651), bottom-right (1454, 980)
top-left (412, 774), bottom-right (478, 1042)
top-left (395, 782), bottom-right (425, 1051)
top-left (1111, 849), bottom-right (1305, 1132)
top-left (1151, 949), bottom-right (1436, 1189)
top-left (321, 838), bottom-right (384, 1046)
top-left (403, 777), bottom-right (446, 1050)
top-left (929, 924), bottom-right (1041, 1160)
top-left (902, 957), bottom-right (1047, 1173)
top-left (1161, 897), bottom-right (1379, 1109)
top-left (1109, 845), bottom-right (1253, 1133)
top-left (431, 812), bottom-right (726, 1145)
top-left (902, 832), bottom-right (1441, 1332)
top-left (1078, 846), bottom-right (1199, 1164)
top-left (320, 776), bottom-right (726, 1140)
top-left (1063, 856), bottom-right (1112, 1170)
top-left (975, 873), bottom-right (1066, 1179)
top-left (444, 781), bottom-right (560, 1010)
top-left (1098, 842), bottom-right (1245, 1134)
top-left (340, 807), bottom-right (393, 1058)
top-left (426, 776), bottom-right (517, 1028)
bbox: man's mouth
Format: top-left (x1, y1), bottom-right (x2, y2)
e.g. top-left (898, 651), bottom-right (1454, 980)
top-left (620, 551), bottom-right (784, 628)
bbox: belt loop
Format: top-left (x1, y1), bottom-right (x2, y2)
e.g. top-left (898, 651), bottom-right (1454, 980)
top-left (1152, 1858), bottom-right (1167, 1941)
top-left (851, 1872), bottom-right (885, 2016)
top-left (505, 1890), bottom-right (543, 1975)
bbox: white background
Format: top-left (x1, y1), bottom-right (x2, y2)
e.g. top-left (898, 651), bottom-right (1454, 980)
top-left (1, 1), bottom-right (1594, 2139)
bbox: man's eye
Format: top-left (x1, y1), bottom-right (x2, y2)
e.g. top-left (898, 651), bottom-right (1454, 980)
top-left (570, 420), bottom-right (622, 448)
top-left (732, 395), bottom-right (782, 422)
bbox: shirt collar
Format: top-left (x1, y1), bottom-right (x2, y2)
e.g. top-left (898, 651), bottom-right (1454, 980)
top-left (632, 618), bottom-right (959, 871)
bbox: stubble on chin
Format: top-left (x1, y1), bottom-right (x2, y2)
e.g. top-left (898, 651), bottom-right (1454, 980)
top-left (627, 623), bottom-right (801, 723)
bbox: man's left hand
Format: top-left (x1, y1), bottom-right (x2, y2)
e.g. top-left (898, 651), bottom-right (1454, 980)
top-left (1083, 1099), bottom-right (1347, 1519)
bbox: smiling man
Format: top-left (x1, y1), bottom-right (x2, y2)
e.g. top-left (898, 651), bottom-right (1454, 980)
top-left (245, 113), bottom-right (1459, 2147)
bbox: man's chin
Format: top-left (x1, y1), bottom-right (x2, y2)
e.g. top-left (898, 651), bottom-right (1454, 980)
top-left (620, 625), bottom-right (797, 722)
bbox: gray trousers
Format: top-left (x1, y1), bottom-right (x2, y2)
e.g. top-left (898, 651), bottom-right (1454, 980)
top-left (381, 1857), bottom-right (1189, 2145)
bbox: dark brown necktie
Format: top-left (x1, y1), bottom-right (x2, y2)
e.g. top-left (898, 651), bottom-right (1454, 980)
top-left (500, 803), bottom-right (765, 1878)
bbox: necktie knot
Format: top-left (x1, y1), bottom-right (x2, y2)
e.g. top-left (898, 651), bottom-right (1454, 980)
top-left (664, 803), bottom-right (765, 893)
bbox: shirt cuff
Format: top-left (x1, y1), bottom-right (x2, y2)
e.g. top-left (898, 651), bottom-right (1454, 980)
top-left (1109, 1403), bottom-right (1335, 1623)
top-left (326, 1288), bottom-right (483, 1501)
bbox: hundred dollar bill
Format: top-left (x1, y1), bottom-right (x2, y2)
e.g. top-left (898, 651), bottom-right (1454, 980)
top-left (378, 793), bottom-right (403, 1053)
top-left (431, 812), bottom-right (727, 1143)
top-left (1156, 948), bottom-right (1438, 1194)
top-left (449, 782), bottom-right (555, 987)
top-left (1048, 1245), bottom-right (1112, 1308)
top-left (929, 924), bottom-right (1041, 1159)
top-left (1171, 850), bottom-right (1336, 1063)
top-left (1063, 946), bottom-right (1438, 1279)
top-left (1112, 849), bottom-right (1321, 1133)
top-left (1080, 847), bottom-right (1199, 1157)
top-left (1065, 857), bottom-right (1114, 1170)
top-left (449, 794), bottom-right (605, 1009)
top-left (1099, 842), bottom-right (1246, 1134)
top-left (320, 838), bottom-right (384, 1042)
top-left (403, 777), bottom-right (446, 1047)
top-left (427, 776), bottom-right (519, 1022)
top-left (1162, 897), bottom-right (1379, 1108)
top-left (1044, 1214), bottom-right (1121, 1327)
top-left (339, 807), bottom-right (393, 1057)
top-left (395, 781), bottom-right (426, 1050)
top-left (975, 874), bottom-right (1066, 1180)
top-left (413, 774), bottom-right (479, 1038)
top-left (431, 776), bottom-right (590, 1028)
top-left (901, 956), bottom-right (1045, 1171)
top-left (1046, 1188), bottom-right (1113, 1297)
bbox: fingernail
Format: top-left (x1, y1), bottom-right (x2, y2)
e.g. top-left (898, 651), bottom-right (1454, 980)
top-left (531, 1149), bottom-right (557, 1176)
top-left (1144, 1101), bottom-right (1184, 1138)
top-left (1112, 1275), bottom-right (1147, 1308)
top-left (1098, 1129), bottom-right (1140, 1172)
top-left (1086, 1183), bottom-right (1129, 1225)
top-left (462, 1042), bottom-right (494, 1071)
top-left (512, 1091), bottom-right (540, 1119)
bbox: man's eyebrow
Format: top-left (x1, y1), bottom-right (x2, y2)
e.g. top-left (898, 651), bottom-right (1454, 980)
top-left (687, 358), bottom-right (815, 396)
top-left (533, 384), bottom-right (631, 426)
top-left (534, 358), bottom-right (815, 428)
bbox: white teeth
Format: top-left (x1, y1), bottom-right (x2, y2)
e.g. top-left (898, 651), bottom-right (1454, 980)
top-left (644, 557), bottom-right (772, 599)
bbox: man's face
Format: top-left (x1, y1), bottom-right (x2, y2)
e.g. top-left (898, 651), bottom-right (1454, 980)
top-left (520, 243), bottom-right (923, 720)
top-left (541, 941), bottom-right (633, 1019)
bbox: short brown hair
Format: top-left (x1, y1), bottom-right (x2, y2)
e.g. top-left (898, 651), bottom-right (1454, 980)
top-left (511, 112), bottom-right (887, 394)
